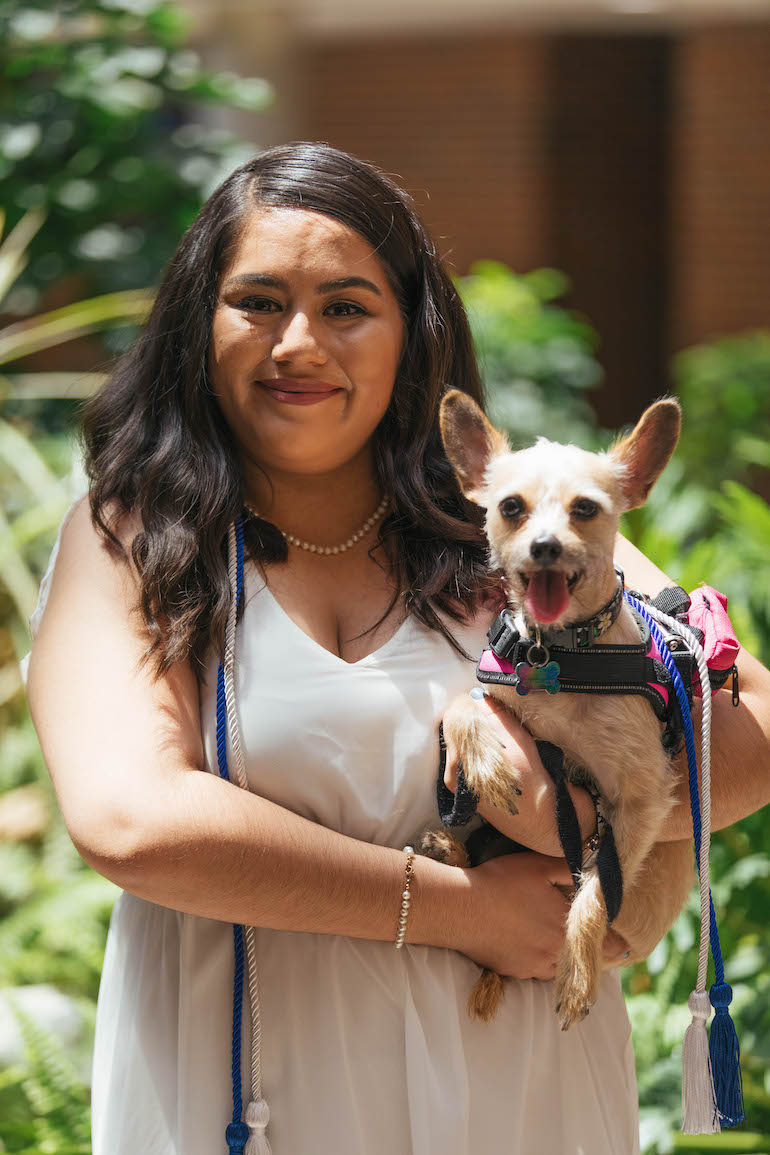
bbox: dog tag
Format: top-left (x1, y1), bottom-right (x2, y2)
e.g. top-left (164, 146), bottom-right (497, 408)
top-left (515, 660), bottom-right (561, 695)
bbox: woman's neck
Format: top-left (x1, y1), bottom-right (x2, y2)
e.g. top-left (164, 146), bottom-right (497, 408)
top-left (242, 457), bottom-right (385, 548)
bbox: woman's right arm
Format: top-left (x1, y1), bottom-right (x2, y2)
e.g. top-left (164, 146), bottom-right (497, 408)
top-left (25, 497), bottom-right (602, 980)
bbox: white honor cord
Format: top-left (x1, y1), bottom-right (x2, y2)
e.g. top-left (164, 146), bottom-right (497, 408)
top-left (646, 604), bottom-right (713, 991)
top-left (224, 522), bottom-right (271, 1152)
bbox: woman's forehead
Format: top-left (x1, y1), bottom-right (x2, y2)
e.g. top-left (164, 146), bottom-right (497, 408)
top-left (226, 206), bottom-right (387, 282)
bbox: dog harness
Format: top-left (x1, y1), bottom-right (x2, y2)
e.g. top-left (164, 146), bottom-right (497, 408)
top-left (476, 577), bottom-right (737, 752)
top-left (436, 573), bottom-right (740, 934)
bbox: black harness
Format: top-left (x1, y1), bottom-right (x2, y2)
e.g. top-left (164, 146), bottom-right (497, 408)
top-left (435, 582), bottom-right (724, 923)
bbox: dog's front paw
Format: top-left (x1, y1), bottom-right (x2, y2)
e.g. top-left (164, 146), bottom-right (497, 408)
top-left (462, 739), bottom-right (522, 816)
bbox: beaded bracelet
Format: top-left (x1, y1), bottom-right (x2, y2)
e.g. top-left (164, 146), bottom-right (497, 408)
top-left (394, 845), bottom-right (415, 949)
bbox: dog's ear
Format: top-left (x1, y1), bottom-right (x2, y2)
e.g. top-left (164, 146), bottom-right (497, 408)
top-left (610, 398), bottom-right (681, 509)
top-left (439, 389), bottom-right (509, 506)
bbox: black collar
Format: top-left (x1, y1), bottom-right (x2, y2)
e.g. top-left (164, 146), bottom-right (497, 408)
top-left (489, 572), bottom-right (626, 659)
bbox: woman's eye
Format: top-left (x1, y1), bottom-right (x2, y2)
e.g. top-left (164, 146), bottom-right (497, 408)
top-left (232, 298), bottom-right (365, 318)
top-left (235, 296), bottom-right (278, 313)
top-left (325, 301), bottom-right (366, 318)
top-left (499, 496), bottom-right (525, 520)
top-left (572, 497), bottom-right (600, 519)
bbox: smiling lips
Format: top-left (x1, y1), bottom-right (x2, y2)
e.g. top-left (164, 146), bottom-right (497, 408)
top-left (257, 378), bottom-right (344, 406)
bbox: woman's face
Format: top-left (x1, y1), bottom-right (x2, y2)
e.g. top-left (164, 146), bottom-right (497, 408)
top-left (209, 206), bottom-right (407, 481)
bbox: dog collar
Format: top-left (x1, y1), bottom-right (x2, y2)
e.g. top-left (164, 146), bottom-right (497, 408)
top-left (489, 570), bottom-right (625, 662)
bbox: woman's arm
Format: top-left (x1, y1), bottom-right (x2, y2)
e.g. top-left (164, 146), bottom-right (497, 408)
top-left (615, 533), bottom-right (770, 838)
top-left (27, 498), bottom-right (621, 980)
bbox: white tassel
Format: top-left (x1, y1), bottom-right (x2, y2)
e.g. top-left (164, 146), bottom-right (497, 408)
top-left (244, 1097), bottom-right (272, 1154)
top-left (682, 991), bottom-right (719, 1134)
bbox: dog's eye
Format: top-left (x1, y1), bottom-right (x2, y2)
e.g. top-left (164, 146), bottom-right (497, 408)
top-left (572, 497), bottom-right (600, 520)
top-left (499, 496), bottom-right (525, 520)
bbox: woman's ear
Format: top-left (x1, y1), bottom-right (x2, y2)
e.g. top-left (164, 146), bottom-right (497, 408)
top-left (609, 398), bottom-right (681, 510)
top-left (439, 390), bottom-right (509, 507)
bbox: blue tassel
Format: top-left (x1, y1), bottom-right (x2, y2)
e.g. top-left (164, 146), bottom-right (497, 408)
top-left (226, 1120), bottom-right (249, 1153)
top-left (709, 982), bottom-right (745, 1127)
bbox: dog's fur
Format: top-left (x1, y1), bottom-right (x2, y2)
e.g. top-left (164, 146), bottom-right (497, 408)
top-left (423, 392), bottom-right (695, 1030)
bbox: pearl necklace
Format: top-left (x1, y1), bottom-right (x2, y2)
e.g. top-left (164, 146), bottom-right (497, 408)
top-left (244, 495), bottom-right (389, 556)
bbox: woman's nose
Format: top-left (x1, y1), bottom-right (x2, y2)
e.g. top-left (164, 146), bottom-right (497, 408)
top-left (271, 309), bottom-right (327, 364)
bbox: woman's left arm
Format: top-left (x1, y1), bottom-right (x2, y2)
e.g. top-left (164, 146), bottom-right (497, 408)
top-left (615, 533), bottom-right (770, 838)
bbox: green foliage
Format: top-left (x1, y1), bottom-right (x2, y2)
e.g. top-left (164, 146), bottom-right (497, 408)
top-left (0, 994), bottom-right (92, 1153)
top-left (0, 0), bottom-right (270, 322)
top-left (672, 332), bottom-right (770, 489)
top-left (456, 260), bottom-right (604, 449)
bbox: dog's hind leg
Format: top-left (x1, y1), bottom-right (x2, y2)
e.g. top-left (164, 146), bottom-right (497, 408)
top-left (555, 868), bottom-right (607, 1031)
top-left (419, 828), bottom-right (470, 868)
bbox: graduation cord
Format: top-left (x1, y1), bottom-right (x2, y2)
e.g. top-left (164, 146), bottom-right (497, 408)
top-left (625, 594), bottom-right (743, 1132)
top-left (217, 515), bottom-right (272, 1155)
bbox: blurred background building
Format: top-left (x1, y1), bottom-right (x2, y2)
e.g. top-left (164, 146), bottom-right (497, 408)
top-left (184, 0), bottom-right (770, 426)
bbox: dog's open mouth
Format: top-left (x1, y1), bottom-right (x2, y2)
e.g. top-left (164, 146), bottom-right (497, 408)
top-left (519, 569), bottom-right (582, 623)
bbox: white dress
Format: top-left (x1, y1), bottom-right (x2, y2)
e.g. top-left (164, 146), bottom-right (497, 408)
top-left (22, 504), bottom-right (641, 1155)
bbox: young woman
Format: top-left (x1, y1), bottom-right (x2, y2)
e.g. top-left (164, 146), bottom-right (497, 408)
top-left (24, 143), bottom-right (770, 1155)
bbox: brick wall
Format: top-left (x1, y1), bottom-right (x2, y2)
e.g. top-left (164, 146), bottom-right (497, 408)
top-left (300, 33), bottom-right (551, 277)
top-left (670, 26), bottom-right (770, 348)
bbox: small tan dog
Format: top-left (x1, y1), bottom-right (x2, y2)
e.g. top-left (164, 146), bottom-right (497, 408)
top-left (425, 390), bottom-right (695, 1030)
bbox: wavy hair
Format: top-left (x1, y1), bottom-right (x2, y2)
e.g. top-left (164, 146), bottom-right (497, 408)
top-left (80, 142), bottom-right (498, 678)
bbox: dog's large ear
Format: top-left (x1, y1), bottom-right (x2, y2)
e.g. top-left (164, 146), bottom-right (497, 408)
top-left (610, 398), bottom-right (681, 509)
top-left (439, 389), bottom-right (509, 507)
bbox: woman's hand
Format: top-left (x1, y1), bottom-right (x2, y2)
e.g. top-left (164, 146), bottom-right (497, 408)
top-left (443, 691), bottom-right (597, 856)
top-left (452, 851), bottom-right (629, 979)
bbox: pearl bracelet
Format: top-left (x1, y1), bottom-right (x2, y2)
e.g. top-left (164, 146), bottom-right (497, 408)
top-left (394, 845), bottom-right (415, 949)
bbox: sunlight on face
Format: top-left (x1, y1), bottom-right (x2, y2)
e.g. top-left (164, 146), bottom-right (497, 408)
top-left (208, 206), bottom-right (407, 480)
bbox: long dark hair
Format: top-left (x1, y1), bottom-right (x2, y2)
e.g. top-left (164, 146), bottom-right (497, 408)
top-left (80, 141), bottom-right (496, 678)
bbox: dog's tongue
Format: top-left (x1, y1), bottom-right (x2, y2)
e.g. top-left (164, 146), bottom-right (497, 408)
top-left (525, 570), bottom-right (571, 624)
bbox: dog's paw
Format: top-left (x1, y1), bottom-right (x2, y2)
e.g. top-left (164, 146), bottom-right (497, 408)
top-left (555, 992), bottom-right (591, 1031)
top-left (419, 829), bottom-right (469, 868)
top-left (468, 969), bottom-right (507, 1022)
top-left (463, 741), bottom-right (522, 816)
top-left (554, 956), bottom-right (598, 1031)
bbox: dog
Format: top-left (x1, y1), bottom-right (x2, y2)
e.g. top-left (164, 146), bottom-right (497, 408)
top-left (422, 391), bottom-right (695, 1030)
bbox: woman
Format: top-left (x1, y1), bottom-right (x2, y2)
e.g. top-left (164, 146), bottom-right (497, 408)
top-left (23, 143), bottom-right (770, 1155)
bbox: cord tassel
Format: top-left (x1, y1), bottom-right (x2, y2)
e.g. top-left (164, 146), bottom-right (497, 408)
top-left (709, 983), bottom-right (745, 1127)
top-left (682, 991), bottom-right (719, 1134)
top-left (226, 1121), bottom-right (249, 1154)
top-left (243, 1097), bottom-right (272, 1154)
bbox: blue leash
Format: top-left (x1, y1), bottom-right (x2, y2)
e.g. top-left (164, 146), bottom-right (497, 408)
top-left (625, 593), bottom-right (744, 1127)
top-left (216, 516), bottom-right (251, 1154)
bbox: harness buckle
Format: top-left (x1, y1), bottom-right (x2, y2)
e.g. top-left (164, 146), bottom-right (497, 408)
top-left (487, 609), bottom-right (520, 660)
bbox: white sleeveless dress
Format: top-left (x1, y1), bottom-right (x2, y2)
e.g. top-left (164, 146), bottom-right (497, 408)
top-left (22, 503), bottom-right (641, 1155)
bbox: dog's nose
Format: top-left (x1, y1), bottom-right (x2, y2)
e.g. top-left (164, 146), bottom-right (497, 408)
top-left (530, 535), bottom-right (562, 564)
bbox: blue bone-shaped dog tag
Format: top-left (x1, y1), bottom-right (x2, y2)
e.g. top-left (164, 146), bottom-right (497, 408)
top-left (515, 660), bottom-right (561, 695)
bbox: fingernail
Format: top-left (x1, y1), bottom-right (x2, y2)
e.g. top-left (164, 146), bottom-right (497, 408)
top-left (470, 687), bottom-right (485, 700)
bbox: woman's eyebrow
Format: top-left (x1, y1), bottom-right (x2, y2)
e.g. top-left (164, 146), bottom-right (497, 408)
top-left (222, 273), bottom-right (382, 296)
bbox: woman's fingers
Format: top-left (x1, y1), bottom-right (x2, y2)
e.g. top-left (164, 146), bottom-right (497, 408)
top-left (603, 928), bottom-right (630, 965)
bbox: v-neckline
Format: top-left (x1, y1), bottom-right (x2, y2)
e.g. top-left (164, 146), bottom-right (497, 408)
top-left (250, 570), bottom-right (413, 669)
